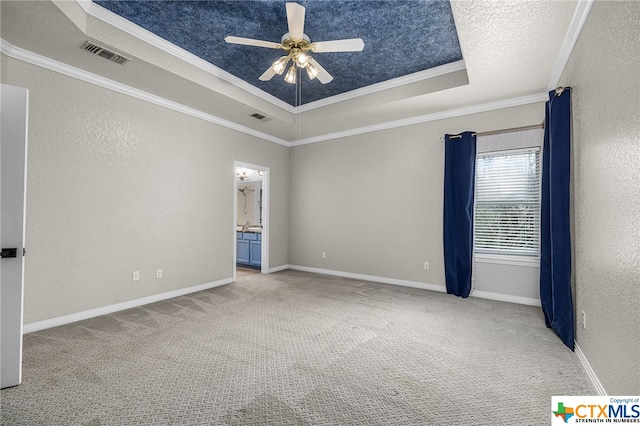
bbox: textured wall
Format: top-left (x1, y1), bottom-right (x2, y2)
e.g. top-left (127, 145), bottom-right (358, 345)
top-left (559, 1), bottom-right (640, 394)
top-left (1, 56), bottom-right (289, 324)
top-left (289, 103), bottom-right (544, 287)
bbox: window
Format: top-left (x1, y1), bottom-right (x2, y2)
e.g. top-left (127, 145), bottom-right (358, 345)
top-left (474, 147), bottom-right (541, 256)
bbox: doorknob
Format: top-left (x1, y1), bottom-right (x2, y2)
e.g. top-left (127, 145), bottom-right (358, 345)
top-left (1, 248), bottom-right (17, 258)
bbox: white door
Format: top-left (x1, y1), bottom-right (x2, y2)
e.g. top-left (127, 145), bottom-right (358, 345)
top-left (1, 84), bottom-right (29, 389)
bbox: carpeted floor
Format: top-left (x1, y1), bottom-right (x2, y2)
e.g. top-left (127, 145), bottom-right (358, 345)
top-left (1, 269), bottom-right (594, 425)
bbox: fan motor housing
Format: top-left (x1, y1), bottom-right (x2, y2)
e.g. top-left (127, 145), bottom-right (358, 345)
top-left (281, 33), bottom-right (312, 52)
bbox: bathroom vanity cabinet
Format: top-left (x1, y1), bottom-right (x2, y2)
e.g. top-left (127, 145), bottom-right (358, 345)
top-left (237, 231), bottom-right (261, 268)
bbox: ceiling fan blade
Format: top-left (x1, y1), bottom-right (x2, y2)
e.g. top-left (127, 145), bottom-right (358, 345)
top-left (286, 3), bottom-right (305, 40)
top-left (259, 66), bottom-right (277, 82)
top-left (311, 38), bottom-right (365, 53)
top-left (224, 36), bottom-right (281, 49)
top-left (308, 57), bottom-right (333, 84)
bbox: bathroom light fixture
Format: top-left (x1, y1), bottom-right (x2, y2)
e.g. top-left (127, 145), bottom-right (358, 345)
top-left (237, 170), bottom-right (248, 181)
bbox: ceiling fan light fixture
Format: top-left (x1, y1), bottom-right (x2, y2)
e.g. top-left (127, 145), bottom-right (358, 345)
top-left (284, 64), bottom-right (297, 84)
top-left (271, 56), bottom-right (289, 75)
top-left (224, 2), bottom-right (364, 86)
top-left (295, 52), bottom-right (309, 68)
top-left (306, 63), bottom-right (319, 80)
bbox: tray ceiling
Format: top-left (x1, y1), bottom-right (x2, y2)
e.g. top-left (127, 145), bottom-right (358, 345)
top-left (94, 0), bottom-right (463, 107)
top-left (0, 0), bottom-right (583, 144)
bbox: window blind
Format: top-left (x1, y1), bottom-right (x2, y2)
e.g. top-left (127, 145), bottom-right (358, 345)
top-left (474, 147), bottom-right (541, 255)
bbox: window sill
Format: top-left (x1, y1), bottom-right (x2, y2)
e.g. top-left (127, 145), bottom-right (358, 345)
top-left (474, 253), bottom-right (540, 268)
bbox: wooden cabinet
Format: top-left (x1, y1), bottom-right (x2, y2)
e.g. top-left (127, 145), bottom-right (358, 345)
top-left (236, 232), bottom-right (261, 268)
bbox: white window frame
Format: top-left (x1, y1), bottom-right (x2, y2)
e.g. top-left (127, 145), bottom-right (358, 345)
top-left (473, 146), bottom-right (542, 261)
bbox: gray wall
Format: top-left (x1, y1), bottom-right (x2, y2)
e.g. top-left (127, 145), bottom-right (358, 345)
top-left (1, 56), bottom-right (290, 324)
top-left (289, 103), bottom-right (544, 287)
top-left (559, 1), bottom-right (640, 394)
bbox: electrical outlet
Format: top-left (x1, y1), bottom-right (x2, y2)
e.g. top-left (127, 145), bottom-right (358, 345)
top-left (582, 311), bottom-right (586, 329)
top-left (132, 271), bottom-right (140, 282)
top-left (156, 269), bottom-right (162, 279)
top-left (424, 262), bottom-right (430, 270)
top-left (322, 252), bottom-right (326, 259)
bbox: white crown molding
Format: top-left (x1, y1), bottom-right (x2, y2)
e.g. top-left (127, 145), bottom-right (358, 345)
top-left (77, 0), bottom-right (295, 113)
top-left (3, 39), bottom-right (548, 148)
top-left (23, 277), bottom-right (233, 334)
top-left (575, 342), bottom-right (607, 396)
top-left (291, 92), bottom-right (548, 146)
top-left (1, 39), bottom-right (291, 147)
top-left (294, 60), bottom-right (467, 113)
top-left (547, 0), bottom-right (594, 90)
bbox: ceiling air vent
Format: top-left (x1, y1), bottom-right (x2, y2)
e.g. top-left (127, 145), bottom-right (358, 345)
top-left (81, 41), bottom-right (130, 65)
top-left (250, 113), bottom-right (271, 122)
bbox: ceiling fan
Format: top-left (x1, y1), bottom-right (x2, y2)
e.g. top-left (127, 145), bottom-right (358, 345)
top-left (224, 2), bottom-right (364, 85)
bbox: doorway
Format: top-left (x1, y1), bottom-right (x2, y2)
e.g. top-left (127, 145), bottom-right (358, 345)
top-left (233, 161), bottom-right (269, 281)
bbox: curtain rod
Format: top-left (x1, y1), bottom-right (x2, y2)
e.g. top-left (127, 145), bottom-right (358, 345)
top-left (442, 86), bottom-right (567, 142)
top-left (442, 123), bottom-right (544, 141)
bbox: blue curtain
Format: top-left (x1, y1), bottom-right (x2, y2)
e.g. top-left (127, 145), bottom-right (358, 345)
top-left (443, 131), bottom-right (476, 298)
top-left (540, 88), bottom-right (574, 350)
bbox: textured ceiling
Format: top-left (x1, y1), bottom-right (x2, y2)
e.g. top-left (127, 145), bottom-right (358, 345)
top-left (93, 0), bottom-right (463, 106)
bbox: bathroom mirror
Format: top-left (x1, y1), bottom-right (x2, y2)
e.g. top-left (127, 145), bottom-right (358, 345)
top-left (236, 168), bottom-right (263, 228)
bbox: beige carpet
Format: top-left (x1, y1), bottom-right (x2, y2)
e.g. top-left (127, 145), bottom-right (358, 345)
top-left (1, 269), bottom-right (594, 425)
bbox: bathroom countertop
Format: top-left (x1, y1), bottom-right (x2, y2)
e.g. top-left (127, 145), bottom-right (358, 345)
top-left (237, 228), bottom-right (262, 233)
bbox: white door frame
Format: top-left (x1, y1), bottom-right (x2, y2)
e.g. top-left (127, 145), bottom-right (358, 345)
top-left (233, 161), bottom-right (269, 281)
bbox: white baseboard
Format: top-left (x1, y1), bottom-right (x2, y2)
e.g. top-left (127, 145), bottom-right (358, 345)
top-left (288, 265), bottom-right (542, 306)
top-left (471, 289), bottom-right (541, 307)
top-left (23, 277), bottom-right (233, 334)
top-left (288, 265), bottom-right (447, 293)
top-left (23, 266), bottom-right (541, 333)
top-left (267, 264), bottom-right (290, 273)
top-left (575, 342), bottom-right (607, 395)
